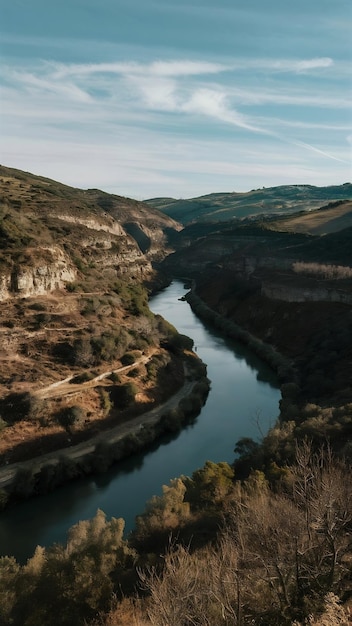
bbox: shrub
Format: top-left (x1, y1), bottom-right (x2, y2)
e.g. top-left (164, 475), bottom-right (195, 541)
top-left (69, 371), bottom-right (95, 384)
top-left (0, 392), bottom-right (44, 423)
top-left (0, 489), bottom-right (8, 510)
top-left (28, 302), bottom-right (46, 311)
top-left (57, 405), bottom-right (86, 431)
top-left (99, 388), bottom-right (112, 415)
top-left (0, 417), bottom-right (7, 432)
top-left (109, 383), bottom-right (138, 409)
top-left (13, 467), bottom-right (35, 498)
top-left (127, 367), bottom-right (139, 378)
top-left (108, 371), bottom-right (120, 383)
top-left (121, 352), bottom-right (136, 366)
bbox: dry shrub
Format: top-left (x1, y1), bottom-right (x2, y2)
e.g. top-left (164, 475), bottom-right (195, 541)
top-left (292, 593), bottom-right (350, 625)
top-left (91, 597), bottom-right (149, 626)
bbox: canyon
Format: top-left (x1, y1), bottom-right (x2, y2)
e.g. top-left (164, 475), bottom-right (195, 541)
top-left (0, 165), bottom-right (352, 496)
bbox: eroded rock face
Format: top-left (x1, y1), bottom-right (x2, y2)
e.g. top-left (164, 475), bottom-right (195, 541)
top-left (0, 247), bottom-right (76, 301)
top-left (0, 275), bottom-right (12, 301)
top-left (56, 214), bottom-right (125, 236)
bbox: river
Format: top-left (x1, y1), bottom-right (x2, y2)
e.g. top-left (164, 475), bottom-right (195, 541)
top-left (0, 281), bottom-right (280, 562)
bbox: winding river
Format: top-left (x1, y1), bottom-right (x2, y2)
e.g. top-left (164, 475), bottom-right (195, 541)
top-left (0, 281), bottom-right (280, 562)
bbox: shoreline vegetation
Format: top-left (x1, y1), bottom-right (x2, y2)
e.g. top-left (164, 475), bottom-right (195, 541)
top-left (0, 351), bottom-right (210, 508)
top-left (0, 282), bottom-right (352, 626)
top-left (1, 286), bottom-right (351, 625)
top-left (185, 288), bottom-right (296, 384)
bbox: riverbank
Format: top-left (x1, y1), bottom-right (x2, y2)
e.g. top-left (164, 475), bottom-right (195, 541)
top-left (185, 289), bottom-right (296, 384)
top-left (0, 278), bottom-right (281, 562)
top-left (187, 272), bottom-right (352, 470)
top-left (0, 355), bottom-right (210, 507)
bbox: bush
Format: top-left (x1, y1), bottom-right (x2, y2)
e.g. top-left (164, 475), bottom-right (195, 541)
top-left (109, 383), bottom-right (138, 409)
top-left (57, 405), bottom-right (86, 431)
top-left (108, 371), bottom-right (120, 383)
top-left (28, 302), bottom-right (46, 311)
top-left (163, 332), bottom-right (194, 354)
top-left (0, 392), bottom-right (44, 423)
top-left (69, 371), bottom-right (95, 384)
top-left (0, 489), bottom-right (8, 510)
top-left (99, 388), bottom-right (112, 415)
top-left (121, 352), bottom-right (136, 366)
top-left (0, 417), bottom-right (7, 432)
top-left (127, 367), bottom-right (139, 378)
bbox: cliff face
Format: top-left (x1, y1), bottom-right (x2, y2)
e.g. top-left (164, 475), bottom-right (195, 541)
top-left (0, 165), bottom-right (182, 300)
top-left (0, 247), bottom-right (76, 301)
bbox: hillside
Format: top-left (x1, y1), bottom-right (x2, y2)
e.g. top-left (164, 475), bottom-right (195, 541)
top-left (269, 199), bottom-right (352, 235)
top-left (159, 191), bottom-right (352, 455)
top-left (0, 165), bottom-right (182, 267)
top-left (146, 182), bottom-right (352, 224)
top-left (0, 166), bottom-right (203, 475)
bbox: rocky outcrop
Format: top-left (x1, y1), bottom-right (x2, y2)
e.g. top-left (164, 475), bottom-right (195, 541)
top-left (56, 214), bottom-right (125, 236)
top-left (0, 275), bottom-right (12, 301)
top-left (0, 165), bottom-right (187, 302)
top-left (0, 247), bottom-right (76, 301)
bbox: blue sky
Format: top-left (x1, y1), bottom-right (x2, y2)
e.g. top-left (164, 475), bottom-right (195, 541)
top-left (1, 0), bottom-right (351, 199)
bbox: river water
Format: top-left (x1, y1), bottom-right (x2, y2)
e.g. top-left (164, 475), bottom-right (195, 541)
top-left (0, 281), bottom-right (280, 562)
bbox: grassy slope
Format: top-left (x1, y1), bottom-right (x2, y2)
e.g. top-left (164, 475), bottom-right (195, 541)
top-left (145, 183), bottom-right (352, 224)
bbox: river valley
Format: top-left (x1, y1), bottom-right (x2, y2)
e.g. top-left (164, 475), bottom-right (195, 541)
top-left (0, 281), bottom-right (281, 562)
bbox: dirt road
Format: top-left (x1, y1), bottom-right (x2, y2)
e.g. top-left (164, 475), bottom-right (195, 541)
top-left (0, 370), bottom-right (196, 489)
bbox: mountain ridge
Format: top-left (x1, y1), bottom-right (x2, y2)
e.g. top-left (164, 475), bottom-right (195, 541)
top-left (145, 182), bottom-right (352, 224)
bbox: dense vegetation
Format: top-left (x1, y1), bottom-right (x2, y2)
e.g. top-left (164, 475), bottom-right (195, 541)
top-left (0, 445), bottom-right (350, 626)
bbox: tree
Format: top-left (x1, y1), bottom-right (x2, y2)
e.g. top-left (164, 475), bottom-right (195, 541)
top-left (0, 556), bottom-right (20, 626)
top-left (184, 461), bottom-right (235, 510)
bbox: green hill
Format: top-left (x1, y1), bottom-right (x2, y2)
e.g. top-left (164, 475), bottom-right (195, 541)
top-left (146, 183), bottom-right (352, 224)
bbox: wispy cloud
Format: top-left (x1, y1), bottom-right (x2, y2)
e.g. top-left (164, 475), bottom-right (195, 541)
top-left (9, 69), bottom-right (92, 103)
top-left (292, 140), bottom-right (351, 164)
top-left (1, 53), bottom-right (350, 197)
top-left (50, 56), bottom-right (335, 80)
top-left (259, 57), bottom-right (334, 72)
top-left (180, 88), bottom-right (265, 132)
top-left (52, 59), bottom-right (230, 79)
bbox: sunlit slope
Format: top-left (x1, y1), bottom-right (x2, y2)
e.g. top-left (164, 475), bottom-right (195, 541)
top-left (146, 184), bottom-right (352, 224)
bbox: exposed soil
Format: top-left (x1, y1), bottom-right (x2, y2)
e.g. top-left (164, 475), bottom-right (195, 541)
top-left (0, 362), bottom-right (195, 490)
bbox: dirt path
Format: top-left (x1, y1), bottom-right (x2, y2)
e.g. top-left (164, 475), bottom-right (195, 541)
top-left (34, 351), bottom-right (155, 400)
top-left (0, 369), bottom-right (195, 489)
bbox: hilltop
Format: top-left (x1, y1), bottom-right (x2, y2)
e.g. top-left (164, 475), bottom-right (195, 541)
top-left (146, 182), bottom-right (352, 224)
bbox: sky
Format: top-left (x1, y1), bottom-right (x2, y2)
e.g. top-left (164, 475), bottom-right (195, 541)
top-left (1, 0), bottom-right (351, 199)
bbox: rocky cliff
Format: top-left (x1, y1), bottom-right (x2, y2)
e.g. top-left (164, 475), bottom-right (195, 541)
top-left (0, 246), bottom-right (76, 301)
top-left (0, 165), bottom-right (182, 300)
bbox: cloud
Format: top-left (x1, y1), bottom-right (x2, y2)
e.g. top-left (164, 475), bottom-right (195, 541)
top-left (3, 67), bottom-right (92, 103)
top-left (1, 52), bottom-right (350, 197)
top-left (181, 88), bottom-right (264, 131)
top-left (52, 59), bottom-right (230, 79)
top-left (293, 140), bottom-right (351, 164)
top-left (49, 56), bottom-right (335, 81)
top-left (130, 75), bottom-right (179, 111)
top-left (261, 57), bottom-right (334, 72)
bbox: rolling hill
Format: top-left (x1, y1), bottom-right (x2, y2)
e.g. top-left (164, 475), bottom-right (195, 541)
top-left (145, 183), bottom-right (352, 224)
